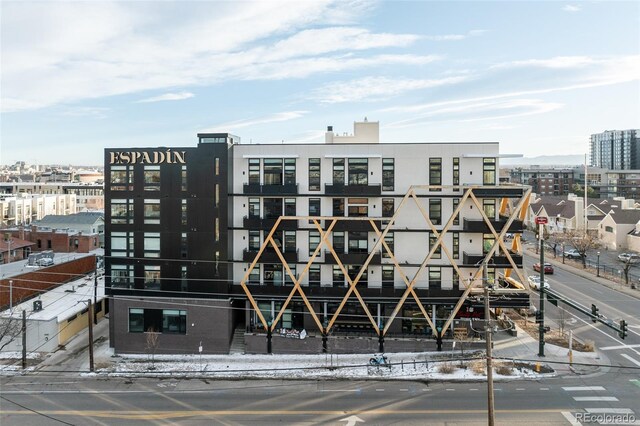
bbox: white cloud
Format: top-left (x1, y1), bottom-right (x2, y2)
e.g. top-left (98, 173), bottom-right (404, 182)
top-left (136, 92), bottom-right (194, 103)
top-left (423, 29), bottom-right (488, 41)
top-left (308, 75), bottom-right (468, 104)
top-left (563, 5), bottom-right (581, 12)
top-left (58, 106), bottom-right (110, 119)
top-left (491, 56), bottom-right (596, 69)
top-left (203, 111), bottom-right (308, 132)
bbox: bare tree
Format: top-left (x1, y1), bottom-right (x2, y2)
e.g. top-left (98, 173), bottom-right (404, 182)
top-left (146, 327), bottom-right (160, 369)
top-left (546, 230), bottom-right (564, 259)
top-left (561, 230), bottom-right (601, 268)
top-left (0, 313), bottom-right (24, 351)
top-left (557, 307), bottom-right (567, 337)
top-left (621, 257), bottom-right (636, 287)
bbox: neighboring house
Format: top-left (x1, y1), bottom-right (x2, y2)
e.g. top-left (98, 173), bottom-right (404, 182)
top-left (527, 196), bottom-right (585, 233)
top-left (33, 212), bottom-right (104, 235)
top-left (3, 226), bottom-right (100, 253)
top-left (0, 237), bottom-right (35, 264)
top-left (598, 210), bottom-right (640, 250)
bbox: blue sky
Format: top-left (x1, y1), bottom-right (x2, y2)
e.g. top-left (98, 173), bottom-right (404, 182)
top-left (1, 0), bottom-right (638, 166)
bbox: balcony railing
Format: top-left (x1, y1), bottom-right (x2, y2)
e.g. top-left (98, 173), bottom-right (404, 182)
top-left (243, 216), bottom-right (298, 230)
top-left (324, 183), bottom-right (381, 196)
top-left (329, 219), bottom-right (382, 232)
top-left (462, 218), bottom-right (523, 233)
top-left (243, 183), bottom-right (298, 195)
top-left (462, 251), bottom-right (523, 267)
top-left (323, 250), bottom-right (382, 265)
top-left (243, 249), bottom-right (299, 263)
top-left (470, 187), bottom-right (524, 197)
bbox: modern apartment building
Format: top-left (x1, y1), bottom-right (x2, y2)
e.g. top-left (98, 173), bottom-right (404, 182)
top-left (104, 121), bottom-right (528, 355)
top-left (0, 193), bottom-right (77, 227)
top-left (0, 182), bottom-right (104, 212)
top-left (509, 167), bottom-right (576, 196)
top-left (590, 129), bottom-right (640, 170)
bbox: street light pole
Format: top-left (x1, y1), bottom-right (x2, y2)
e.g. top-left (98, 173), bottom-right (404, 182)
top-left (483, 259), bottom-right (495, 426)
top-left (597, 252), bottom-right (600, 277)
top-left (538, 223), bottom-right (546, 357)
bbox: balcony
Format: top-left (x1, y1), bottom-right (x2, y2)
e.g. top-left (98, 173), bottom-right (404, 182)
top-left (329, 219), bottom-right (382, 232)
top-left (470, 187), bottom-right (524, 198)
top-left (462, 251), bottom-right (523, 267)
top-left (243, 216), bottom-right (298, 230)
top-left (243, 249), bottom-right (298, 263)
top-left (324, 183), bottom-right (381, 196)
top-left (462, 218), bottom-right (523, 233)
top-left (323, 250), bottom-right (382, 265)
top-left (243, 183), bottom-right (298, 195)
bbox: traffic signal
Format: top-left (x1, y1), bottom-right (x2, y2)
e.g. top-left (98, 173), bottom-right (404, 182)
top-left (591, 304), bottom-right (599, 323)
top-left (619, 320), bottom-right (628, 339)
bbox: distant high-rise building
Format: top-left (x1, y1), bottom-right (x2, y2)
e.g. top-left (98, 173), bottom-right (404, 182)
top-left (590, 129), bottom-right (639, 169)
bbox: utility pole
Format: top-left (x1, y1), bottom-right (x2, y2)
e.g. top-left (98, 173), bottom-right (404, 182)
top-left (94, 265), bottom-right (98, 325)
top-left (87, 299), bottom-right (94, 372)
top-left (538, 220), bottom-right (546, 357)
top-left (9, 280), bottom-right (13, 311)
top-left (483, 259), bottom-right (495, 426)
top-left (22, 310), bottom-right (27, 369)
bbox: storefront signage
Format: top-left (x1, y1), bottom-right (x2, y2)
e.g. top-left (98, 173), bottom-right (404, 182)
top-left (109, 150), bottom-right (186, 165)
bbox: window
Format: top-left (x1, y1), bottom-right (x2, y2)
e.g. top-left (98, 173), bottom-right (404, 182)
top-left (144, 165), bottom-right (160, 190)
top-left (111, 199), bottom-right (133, 224)
top-left (429, 233), bottom-right (441, 259)
top-left (483, 158), bottom-right (496, 185)
top-left (128, 308), bottom-right (186, 334)
top-left (333, 231), bottom-right (345, 253)
top-left (111, 231), bottom-right (134, 257)
top-left (215, 184), bottom-right (219, 208)
top-left (215, 158), bottom-right (220, 176)
top-left (333, 159), bottom-right (345, 185)
top-left (263, 198), bottom-right (283, 219)
top-left (348, 158), bottom-right (368, 185)
top-left (309, 231), bottom-right (320, 255)
top-left (429, 199), bottom-right (442, 225)
top-left (429, 267), bottom-right (441, 289)
top-left (309, 198), bottom-right (320, 216)
top-left (249, 264), bottom-right (260, 285)
top-left (284, 265), bottom-right (297, 287)
top-left (483, 199), bottom-right (496, 220)
top-left (348, 231), bottom-right (368, 253)
top-left (284, 198), bottom-right (296, 216)
top-left (382, 198), bottom-right (394, 218)
top-left (332, 265), bottom-right (345, 287)
top-left (144, 199), bottom-right (161, 224)
top-left (348, 198), bottom-right (368, 217)
top-left (144, 232), bottom-right (161, 257)
top-left (264, 159), bottom-right (283, 185)
top-left (163, 310), bottom-right (187, 334)
top-left (249, 198), bottom-right (260, 218)
top-left (453, 157), bottom-right (460, 190)
top-left (181, 233), bottom-right (187, 258)
top-left (129, 309), bottom-right (144, 333)
top-left (308, 264), bottom-right (321, 287)
top-left (248, 230), bottom-right (261, 251)
top-left (215, 218), bottom-right (219, 242)
top-left (452, 270), bottom-right (459, 289)
top-left (110, 165), bottom-right (133, 191)
top-left (483, 234), bottom-right (495, 254)
top-left (181, 199), bottom-right (187, 225)
top-left (248, 159), bottom-right (260, 184)
top-left (284, 231), bottom-right (296, 253)
top-left (382, 265), bottom-right (394, 289)
top-left (144, 265), bottom-right (161, 290)
top-left (453, 198), bottom-right (460, 226)
top-left (605, 226), bottom-right (613, 233)
top-left (452, 232), bottom-right (459, 259)
top-left (284, 158), bottom-right (296, 185)
top-left (309, 158), bottom-right (321, 191)
top-left (347, 265), bottom-right (367, 286)
top-left (429, 158), bottom-right (442, 190)
top-left (382, 158), bottom-right (394, 191)
top-left (181, 166), bottom-right (187, 191)
top-left (111, 264), bottom-right (134, 289)
top-left (382, 232), bottom-right (394, 258)
top-left (333, 198), bottom-right (344, 216)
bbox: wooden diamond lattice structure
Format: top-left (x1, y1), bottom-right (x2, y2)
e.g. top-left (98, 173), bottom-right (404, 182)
top-left (239, 184), bottom-right (532, 338)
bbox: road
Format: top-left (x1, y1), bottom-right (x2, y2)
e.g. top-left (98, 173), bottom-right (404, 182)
top-left (1, 376), bottom-right (639, 425)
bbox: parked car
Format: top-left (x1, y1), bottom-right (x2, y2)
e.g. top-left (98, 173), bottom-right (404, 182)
top-left (564, 249), bottom-right (581, 259)
top-left (618, 253), bottom-right (640, 263)
top-left (533, 262), bottom-right (554, 274)
top-left (528, 275), bottom-right (549, 290)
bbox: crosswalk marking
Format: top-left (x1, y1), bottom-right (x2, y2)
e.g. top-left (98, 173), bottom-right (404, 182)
top-left (585, 408), bottom-right (635, 414)
top-left (562, 386), bottom-right (606, 391)
top-left (600, 344), bottom-right (640, 350)
top-left (573, 396), bottom-right (619, 402)
top-left (561, 412), bottom-right (581, 426)
top-left (621, 354), bottom-right (640, 367)
top-left (630, 379), bottom-right (640, 389)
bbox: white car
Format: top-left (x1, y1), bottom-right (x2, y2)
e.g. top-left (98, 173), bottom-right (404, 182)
top-left (528, 275), bottom-right (549, 291)
top-left (618, 253), bottom-right (640, 263)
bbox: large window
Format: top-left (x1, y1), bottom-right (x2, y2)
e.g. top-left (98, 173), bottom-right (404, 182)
top-left (129, 309), bottom-right (144, 333)
top-left (348, 158), bottom-right (368, 185)
top-left (453, 198), bottom-right (460, 225)
top-left (309, 231), bottom-right (320, 255)
top-left (249, 264), bottom-right (260, 285)
top-left (111, 231), bottom-right (134, 257)
top-left (181, 166), bottom-right (187, 191)
top-left (452, 232), bottom-right (459, 259)
top-left (144, 232), bottom-right (161, 258)
top-left (249, 198), bottom-right (260, 218)
top-left (128, 308), bottom-right (186, 334)
top-left (483, 234), bottom-right (495, 254)
top-left (264, 159), bottom-right (283, 185)
top-left (309, 158), bottom-right (321, 191)
top-left (110, 165), bottom-right (133, 191)
top-left (333, 231), bottom-right (345, 253)
top-left (483, 158), bottom-right (496, 185)
top-left (144, 165), bottom-right (160, 191)
top-left (249, 159), bottom-right (260, 184)
top-left (429, 233), bottom-right (441, 259)
top-left (111, 199), bottom-right (133, 224)
top-left (348, 198), bottom-right (368, 217)
top-left (483, 199), bottom-right (496, 220)
top-left (284, 158), bottom-right (296, 185)
top-left (249, 230), bottom-right (260, 251)
top-left (429, 158), bottom-right (442, 190)
top-left (308, 265), bottom-right (321, 287)
top-left (382, 158), bottom-right (394, 191)
top-left (382, 232), bottom-right (394, 258)
top-left (284, 231), bottom-right (296, 253)
top-left (429, 199), bottom-right (442, 225)
top-left (263, 198), bottom-right (283, 219)
top-left (428, 267), bottom-right (441, 289)
top-left (453, 157), bottom-right (460, 190)
top-left (348, 231), bottom-right (368, 253)
top-left (333, 159), bottom-right (345, 185)
top-left (332, 265), bottom-right (345, 287)
top-left (144, 265), bottom-right (161, 290)
top-left (162, 310), bottom-right (187, 334)
top-left (382, 265), bottom-right (394, 289)
top-left (144, 199), bottom-right (161, 224)
top-left (382, 198), bottom-right (394, 218)
top-left (111, 264), bottom-right (134, 289)
top-left (284, 198), bottom-right (296, 216)
top-left (309, 198), bottom-right (320, 216)
top-left (333, 198), bottom-right (345, 216)
top-left (181, 199), bottom-right (187, 225)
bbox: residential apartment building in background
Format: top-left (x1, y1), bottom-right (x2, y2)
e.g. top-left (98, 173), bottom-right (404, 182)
top-left (104, 121), bottom-right (528, 355)
top-left (0, 193), bottom-right (76, 227)
top-left (590, 129), bottom-right (639, 170)
top-left (510, 167), bottom-right (575, 196)
top-left (0, 182), bottom-right (104, 212)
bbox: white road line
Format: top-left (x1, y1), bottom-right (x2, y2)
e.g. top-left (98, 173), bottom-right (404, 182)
top-left (585, 408), bottom-right (635, 414)
top-left (446, 389), bottom-right (455, 391)
top-left (540, 387), bottom-right (549, 390)
top-left (399, 389), bottom-right (409, 392)
top-left (469, 388), bottom-right (478, 391)
top-left (600, 344), bottom-right (640, 351)
top-left (573, 396), bottom-right (619, 402)
top-left (562, 386), bottom-right (606, 391)
top-left (318, 389), bottom-right (359, 392)
top-left (561, 412), bottom-right (582, 426)
top-left (516, 388), bottom-right (525, 391)
top-left (621, 353), bottom-right (640, 367)
top-left (422, 389), bottom-right (431, 392)
top-left (375, 389), bottom-right (384, 392)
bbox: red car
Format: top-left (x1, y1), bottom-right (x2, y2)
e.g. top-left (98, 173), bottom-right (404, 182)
top-left (533, 262), bottom-right (554, 274)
